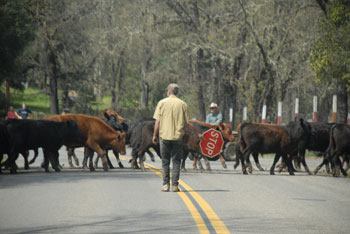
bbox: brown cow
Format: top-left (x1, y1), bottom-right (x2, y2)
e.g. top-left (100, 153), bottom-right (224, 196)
top-left (44, 114), bottom-right (126, 171)
top-left (186, 120), bottom-right (235, 171)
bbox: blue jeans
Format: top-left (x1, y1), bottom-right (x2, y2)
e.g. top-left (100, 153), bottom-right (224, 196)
top-left (160, 138), bottom-right (183, 186)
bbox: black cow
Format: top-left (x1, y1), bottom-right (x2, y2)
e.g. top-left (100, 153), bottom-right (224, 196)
top-left (0, 122), bottom-right (10, 173)
top-left (5, 119), bottom-right (82, 173)
top-left (239, 119), bottom-right (311, 175)
top-left (130, 120), bottom-right (202, 171)
top-left (327, 124), bottom-right (350, 177)
top-left (293, 122), bottom-right (333, 175)
top-left (129, 120), bottom-right (161, 170)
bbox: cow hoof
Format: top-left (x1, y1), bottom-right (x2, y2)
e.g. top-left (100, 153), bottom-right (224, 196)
top-left (45, 169), bottom-right (50, 173)
top-left (289, 172), bottom-right (295, 176)
top-left (118, 163), bottom-right (124, 168)
top-left (55, 168), bottom-right (61, 172)
top-left (270, 171), bottom-right (275, 175)
top-left (109, 165), bottom-right (115, 169)
top-left (222, 163), bottom-right (227, 169)
top-left (90, 167), bottom-right (95, 172)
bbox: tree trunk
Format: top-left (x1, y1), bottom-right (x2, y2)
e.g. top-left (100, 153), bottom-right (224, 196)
top-left (336, 81), bottom-right (348, 123)
top-left (111, 50), bottom-right (125, 110)
top-left (46, 41), bottom-right (59, 114)
top-left (111, 61), bottom-right (117, 109)
top-left (196, 48), bottom-right (206, 121)
top-left (140, 65), bottom-right (149, 109)
top-left (49, 75), bottom-right (59, 114)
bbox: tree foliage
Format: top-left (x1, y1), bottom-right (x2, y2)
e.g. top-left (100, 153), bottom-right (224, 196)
top-left (2, 0), bottom-right (348, 124)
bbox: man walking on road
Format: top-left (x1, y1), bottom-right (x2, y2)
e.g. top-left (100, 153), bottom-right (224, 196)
top-left (152, 83), bottom-right (188, 192)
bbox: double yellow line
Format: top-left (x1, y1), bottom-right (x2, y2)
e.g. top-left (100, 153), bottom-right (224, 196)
top-left (120, 156), bottom-right (229, 234)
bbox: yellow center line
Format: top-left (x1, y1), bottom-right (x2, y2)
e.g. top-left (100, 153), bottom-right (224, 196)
top-left (119, 156), bottom-right (230, 234)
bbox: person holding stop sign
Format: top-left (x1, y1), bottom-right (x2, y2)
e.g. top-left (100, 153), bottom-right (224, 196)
top-left (152, 83), bottom-right (189, 192)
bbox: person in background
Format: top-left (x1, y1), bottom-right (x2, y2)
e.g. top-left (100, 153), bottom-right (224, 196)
top-left (206, 102), bottom-right (222, 125)
top-left (152, 83), bottom-right (189, 192)
top-left (7, 106), bottom-right (21, 119)
top-left (17, 103), bottom-right (32, 119)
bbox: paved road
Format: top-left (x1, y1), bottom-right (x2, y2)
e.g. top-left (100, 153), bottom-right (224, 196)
top-left (1, 147), bottom-right (349, 234)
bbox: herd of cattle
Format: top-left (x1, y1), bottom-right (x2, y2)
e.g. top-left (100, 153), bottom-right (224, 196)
top-left (0, 109), bottom-right (349, 177)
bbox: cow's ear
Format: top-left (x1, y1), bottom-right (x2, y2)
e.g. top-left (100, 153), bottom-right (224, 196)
top-left (117, 134), bottom-right (121, 141)
top-left (104, 112), bottom-right (110, 120)
top-left (122, 123), bottom-right (128, 132)
top-left (299, 118), bottom-right (304, 125)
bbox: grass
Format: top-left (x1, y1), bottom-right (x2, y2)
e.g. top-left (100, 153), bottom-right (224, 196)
top-left (9, 87), bottom-right (51, 115)
top-left (7, 87), bottom-right (114, 117)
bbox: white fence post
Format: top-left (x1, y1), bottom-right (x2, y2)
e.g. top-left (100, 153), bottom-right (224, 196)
top-left (262, 105), bottom-right (266, 123)
top-left (313, 96), bottom-right (318, 122)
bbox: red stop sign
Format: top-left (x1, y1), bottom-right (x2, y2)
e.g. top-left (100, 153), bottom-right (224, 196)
top-left (200, 128), bottom-right (224, 158)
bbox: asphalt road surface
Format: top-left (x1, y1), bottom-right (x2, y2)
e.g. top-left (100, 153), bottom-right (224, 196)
top-left (1, 147), bottom-right (349, 234)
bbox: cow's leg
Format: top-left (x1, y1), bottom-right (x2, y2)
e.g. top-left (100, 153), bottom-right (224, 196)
top-left (314, 157), bottom-right (327, 175)
top-left (28, 148), bottom-right (39, 165)
top-left (241, 149), bottom-right (250, 175)
top-left (138, 152), bottom-right (146, 171)
top-left (82, 148), bottom-right (89, 169)
top-left (0, 154), bottom-right (3, 174)
top-left (67, 147), bottom-right (75, 168)
top-left (252, 152), bottom-right (264, 171)
top-left (219, 155), bottom-right (227, 169)
top-left (270, 154), bottom-right (282, 175)
top-left (113, 150), bottom-right (124, 168)
top-left (197, 155), bottom-right (205, 171)
top-left (72, 149), bottom-right (79, 167)
top-left (203, 156), bottom-right (211, 171)
top-left (50, 151), bottom-right (61, 172)
top-left (94, 155), bottom-right (99, 168)
top-left (42, 150), bottom-right (50, 173)
top-left (192, 155), bottom-right (198, 170)
top-left (293, 155), bottom-right (301, 171)
top-left (332, 153), bottom-right (347, 177)
top-left (281, 154), bottom-right (294, 175)
top-left (298, 150), bottom-right (312, 175)
top-left (105, 152), bottom-right (115, 169)
top-left (344, 155), bottom-right (350, 172)
top-left (84, 147), bottom-right (95, 171)
top-left (246, 155), bottom-right (253, 174)
top-left (181, 150), bottom-right (188, 172)
top-left (130, 149), bottom-right (139, 169)
top-left (233, 149), bottom-right (242, 169)
top-left (332, 152), bottom-right (342, 177)
top-left (146, 149), bottom-right (155, 162)
top-left (23, 151), bottom-right (30, 170)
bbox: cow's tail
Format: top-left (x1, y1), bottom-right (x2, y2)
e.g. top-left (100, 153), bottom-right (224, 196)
top-left (329, 124), bottom-right (337, 156)
top-left (237, 123), bottom-right (247, 152)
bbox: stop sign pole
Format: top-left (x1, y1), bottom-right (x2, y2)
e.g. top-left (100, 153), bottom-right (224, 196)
top-left (199, 128), bottom-right (224, 158)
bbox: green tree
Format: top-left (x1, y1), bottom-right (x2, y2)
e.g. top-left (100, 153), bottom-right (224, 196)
top-left (0, 0), bottom-right (34, 92)
top-left (309, 0), bottom-right (350, 123)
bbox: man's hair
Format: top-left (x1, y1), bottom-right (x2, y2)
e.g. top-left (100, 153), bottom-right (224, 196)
top-left (167, 83), bottom-right (179, 95)
top-left (169, 89), bottom-right (178, 95)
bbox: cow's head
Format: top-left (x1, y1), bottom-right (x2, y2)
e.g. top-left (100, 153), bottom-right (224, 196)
top-left (218, 123), bottom-right (235, 142)
top-left (183, 123), bottom-right (201, 153)
top-left (286, 118), bottom-right (311, 144)
top-left (103, 109), bottom-right (125, 123)
top-left (111, 131), bottom-right (126, 155)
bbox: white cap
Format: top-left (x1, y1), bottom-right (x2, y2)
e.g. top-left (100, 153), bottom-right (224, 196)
top-left (209, 103), bottom-right (218, 108)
